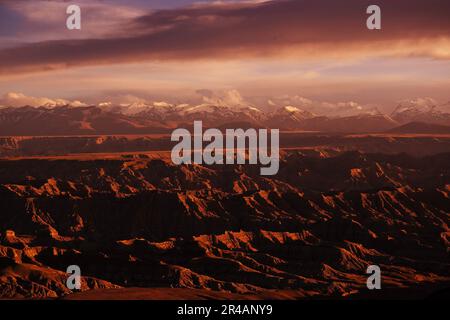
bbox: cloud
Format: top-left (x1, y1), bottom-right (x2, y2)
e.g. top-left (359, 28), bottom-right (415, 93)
top-left (268, 94), bottom-right (380, 117)
top-left (0, 92), bottom-right (86, 107)
top-left (188, 90), bottom-right (384, 116)
top-left (2, 90), bottom-right (445, 120)
top-left (0, 0), bottom-right (145, 45)
top-left (196, 89), bottom-right (248, 107)
top-left (0, 0), bottom-right (449, 74)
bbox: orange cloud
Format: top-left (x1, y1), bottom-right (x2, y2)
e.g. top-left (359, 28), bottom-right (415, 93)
top-left (0, 0), bottom-right (448, 75)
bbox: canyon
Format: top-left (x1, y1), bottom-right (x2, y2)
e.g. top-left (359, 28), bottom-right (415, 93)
top-left (0, 145), bottom-right (448, 299)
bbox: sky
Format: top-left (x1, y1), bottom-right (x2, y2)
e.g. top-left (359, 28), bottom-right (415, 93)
top-left (0, 0), bottom-right (449, 112)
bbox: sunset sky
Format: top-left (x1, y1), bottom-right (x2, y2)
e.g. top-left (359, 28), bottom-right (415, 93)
top-left (0, 0), bottom-right (449, 112)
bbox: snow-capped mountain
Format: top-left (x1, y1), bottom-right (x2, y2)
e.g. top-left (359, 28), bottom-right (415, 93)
top-left (265, 106), bottom-right (315, 129)
top-left (391, 98), bottom-right (450, 125)
top-left (0, 102), bottom-right (398, 135)
top-left (131, 102), bottom-right (267, 128)
top-left (2, 95), bottom-right (450, 135)
top-left (271, 106), bottom-right (315, 119)
top-left (263, 96), bottom-right (381, 118)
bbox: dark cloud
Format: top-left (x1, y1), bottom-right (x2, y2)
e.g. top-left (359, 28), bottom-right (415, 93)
top-left (0, 0), bottom-right (449, 74)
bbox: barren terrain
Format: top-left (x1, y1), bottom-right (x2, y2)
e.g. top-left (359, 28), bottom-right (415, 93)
top-left (0, 134), bottom-right (448, 299)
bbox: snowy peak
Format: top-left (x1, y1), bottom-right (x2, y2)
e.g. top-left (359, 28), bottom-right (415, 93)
top-left (275, 106), bottom-right (315, 118)
top-left (391, 98), bottom-right (450, 125)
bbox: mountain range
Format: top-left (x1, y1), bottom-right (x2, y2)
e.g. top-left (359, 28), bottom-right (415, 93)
top-left (0, 98), bottom-right (449, 135)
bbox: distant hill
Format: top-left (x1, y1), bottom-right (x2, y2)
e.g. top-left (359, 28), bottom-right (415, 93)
top-left (390, 99), bottom-right (450, 126)
top-left (0, 105), bottom-right (171, 135)
top-left (387, 121), bottom-right (450, 134)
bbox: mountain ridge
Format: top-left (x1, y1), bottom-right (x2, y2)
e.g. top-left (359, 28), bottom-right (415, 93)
top-left (1, 99), bottom-right (449, 135)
